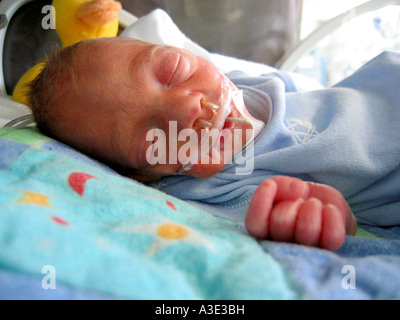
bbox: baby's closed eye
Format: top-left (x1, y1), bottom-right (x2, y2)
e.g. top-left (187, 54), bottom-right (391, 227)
top-left (154, 52), bottom-right (180, 85)
top-left (167, 54), bottom-right (192, 87)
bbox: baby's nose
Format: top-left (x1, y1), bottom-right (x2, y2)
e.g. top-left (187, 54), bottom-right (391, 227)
top-left (200, 101), bottom-right (218, 121)
top-left (165, 91), bottom-right (222, 130)
top-left (193, 100), bottom-right (219, 130)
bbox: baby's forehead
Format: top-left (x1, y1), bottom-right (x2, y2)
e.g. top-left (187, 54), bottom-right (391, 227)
top-left (82, 37), bottom-right (153, 55)
top-left (72, 38), bottom-right (154, 72)
top-left (61, 38), bottom-right (149, 104)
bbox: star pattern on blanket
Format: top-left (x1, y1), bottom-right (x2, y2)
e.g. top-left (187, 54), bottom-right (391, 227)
top-left (13, 167), bottom-right (216, 256)
top-left (18, 190), bottom-right (52, 207)
top-left (114, 220), bottom-right (215, 255)
top-left (286, 118), bottom-right (319, 143)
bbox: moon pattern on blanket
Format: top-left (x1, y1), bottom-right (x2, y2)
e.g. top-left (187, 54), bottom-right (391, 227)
top-left (68, 172), bottom-right (98, 196)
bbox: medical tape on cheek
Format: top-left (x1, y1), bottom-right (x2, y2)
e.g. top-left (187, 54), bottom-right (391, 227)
top-left (176, 76), bottom-right (232, 173)
top-left (176, 75), bottom-right (263, 174)
top-left (228, 89), bottom-right (265, 136)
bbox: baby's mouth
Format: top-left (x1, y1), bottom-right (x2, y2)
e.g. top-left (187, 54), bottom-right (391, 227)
top-left (223, 105), bottom-right (239, 130)
top-left (178, 77), bottom-right (239, 173)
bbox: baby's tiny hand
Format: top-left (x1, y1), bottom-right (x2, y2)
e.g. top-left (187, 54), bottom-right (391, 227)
top-left (245, 176), bottom-right (357, 251)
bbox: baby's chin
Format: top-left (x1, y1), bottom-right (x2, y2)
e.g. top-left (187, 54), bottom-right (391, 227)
top-left (181, 128), bottom-right (250, 179)
top-left (126, 164), bottom-right (224, 182)
top-left (183, 162), bottom-right (227, 179)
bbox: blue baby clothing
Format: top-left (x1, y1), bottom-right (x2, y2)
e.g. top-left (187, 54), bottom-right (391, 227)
top-left (152, 51), bottom-right (400, 228)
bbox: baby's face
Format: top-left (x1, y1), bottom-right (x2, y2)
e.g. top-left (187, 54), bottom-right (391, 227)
top-left (55, 38), bottom-right (251, 181)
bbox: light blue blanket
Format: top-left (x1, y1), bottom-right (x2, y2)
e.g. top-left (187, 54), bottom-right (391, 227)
top-left (0, 127), bottom-right (399, 299)
top-left (153, 51), bottom-right (400, 231)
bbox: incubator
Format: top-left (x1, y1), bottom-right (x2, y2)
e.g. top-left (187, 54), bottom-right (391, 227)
top-left (0, 0), bottom-right (137, 127)
top-left (0, 14), bottom-right (7, 29)
top-left (1, 0), bottom-right (400, 129)
top-left (119, 0), bottom-right (302, 66)
top-left (278, 0), bottom-right (400, 85)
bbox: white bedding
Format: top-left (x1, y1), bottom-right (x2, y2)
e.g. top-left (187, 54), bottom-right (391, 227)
top-left (120, 9), bottom-right (324, 92)
top-left (0, 96), bottom-right (31, 127)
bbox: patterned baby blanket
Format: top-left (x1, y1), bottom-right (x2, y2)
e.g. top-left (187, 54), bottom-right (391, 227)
top-left (0, 127), bottom-right (399, 299)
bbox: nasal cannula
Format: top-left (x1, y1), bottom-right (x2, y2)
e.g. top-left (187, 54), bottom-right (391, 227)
top-left (178, 75), bottom-right (264, 173)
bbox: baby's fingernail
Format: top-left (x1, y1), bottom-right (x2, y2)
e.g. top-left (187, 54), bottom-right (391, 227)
top-left (289, 179), bottom-right (309, 199)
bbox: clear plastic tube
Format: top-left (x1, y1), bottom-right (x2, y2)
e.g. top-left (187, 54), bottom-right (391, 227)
top-left (178, 75), bottom-right (265, 173)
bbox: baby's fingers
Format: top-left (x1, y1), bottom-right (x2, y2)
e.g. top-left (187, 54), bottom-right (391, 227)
top-left (320, 205), bottom-right (346, 251)
top-left (246, 176), bottom-right (311, 239)
top-left (294, 198), bottom-right (323, 247)
top-left (245, 179), bottom-right (277, 239)
top-left (270, 176), bottom-right (310, 202)
top-left (269, 198), bottom-right (304, 242)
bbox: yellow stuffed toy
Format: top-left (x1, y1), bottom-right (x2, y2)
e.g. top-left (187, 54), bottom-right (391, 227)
top-left (12, 0), bottom-right (122, 106)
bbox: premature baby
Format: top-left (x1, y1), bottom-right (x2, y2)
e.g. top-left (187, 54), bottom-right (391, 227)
top-left (28, 37), bottom-right (372, 251)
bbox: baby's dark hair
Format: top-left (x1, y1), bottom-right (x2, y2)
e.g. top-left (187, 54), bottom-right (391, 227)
top-left (26, 40), bottom-right (141, 179)
top-left (27, 41), bottom-right (83, 138)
